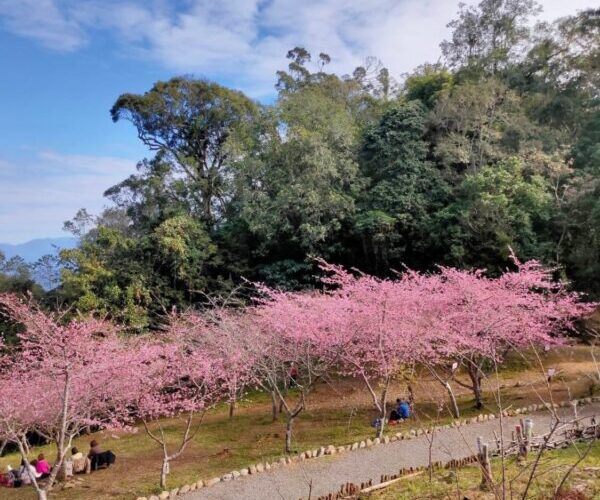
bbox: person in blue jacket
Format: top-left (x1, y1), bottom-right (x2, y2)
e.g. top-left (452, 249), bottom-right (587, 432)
top-left (398, 399), bottom-right (411, 419)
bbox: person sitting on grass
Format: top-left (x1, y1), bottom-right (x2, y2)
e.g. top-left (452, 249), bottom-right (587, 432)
top-left (0, 465), bottom-right (22, 488)
top-left (88, 440), bottom-right (116, 471)
top-left (389, 398), bottom-right (402, 423)
top-left (19, 459), bottom-right (41, 486)
top-left (88, 440), bottom-right (101, 459)
top-left (71, 447), bottom-right (83, 460)
top-left (35, 454), bottom-right (51, 479)
top-left (398, 399), bottom-right (411, 420)
top-left (0, 472), bottom-right (11, 488)
top-left (71, 447), bottom-right (91, 474)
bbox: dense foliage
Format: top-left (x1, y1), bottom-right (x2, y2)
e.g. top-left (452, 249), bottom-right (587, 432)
top-left (42, 3), bottom-right (600, 327)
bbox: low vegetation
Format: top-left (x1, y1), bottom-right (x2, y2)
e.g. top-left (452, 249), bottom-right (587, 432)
top-left (364, 440), bottom-right (600, 499)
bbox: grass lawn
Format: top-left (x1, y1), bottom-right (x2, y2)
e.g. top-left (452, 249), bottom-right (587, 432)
top-left (0, 345), bottom-right (597, 500)
top-left (363, 440), bottom-right (600, 499)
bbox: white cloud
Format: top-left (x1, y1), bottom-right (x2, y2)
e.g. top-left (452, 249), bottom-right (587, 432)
top-left (0, 0), bottom-right (595, 96)
top-left (0, 0), bottom-right (87, 51)
top-left (0, 151), bottom-right (136, 243)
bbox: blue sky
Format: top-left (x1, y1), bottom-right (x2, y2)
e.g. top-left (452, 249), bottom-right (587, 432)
top-left (0, 0), bottom-right (594, 243)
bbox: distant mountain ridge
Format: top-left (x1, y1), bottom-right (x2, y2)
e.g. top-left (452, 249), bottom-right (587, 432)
top-left (0, 237), bottom-right (78, 262)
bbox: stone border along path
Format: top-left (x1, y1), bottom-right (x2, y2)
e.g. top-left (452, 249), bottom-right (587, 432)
top-left (136, 398), bottom-right (600, 500)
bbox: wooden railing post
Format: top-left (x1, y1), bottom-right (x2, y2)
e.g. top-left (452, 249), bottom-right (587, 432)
top-left (477, 436), bottom-right (494, 491)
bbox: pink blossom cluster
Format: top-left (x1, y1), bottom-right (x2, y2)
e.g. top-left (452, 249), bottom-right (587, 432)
top-left (249, 258), bottom-right (594, 429)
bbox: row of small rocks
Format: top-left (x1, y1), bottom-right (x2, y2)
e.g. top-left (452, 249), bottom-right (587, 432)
top-left (135, 396), bottom-right (600, 500)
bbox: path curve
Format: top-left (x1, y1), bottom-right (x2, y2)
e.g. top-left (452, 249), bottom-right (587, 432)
top-left (184, 403), bottom-right (600, 500)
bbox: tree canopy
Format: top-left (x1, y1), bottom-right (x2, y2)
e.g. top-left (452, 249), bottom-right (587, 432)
top-left (36, 2), bottom-right (600, 327)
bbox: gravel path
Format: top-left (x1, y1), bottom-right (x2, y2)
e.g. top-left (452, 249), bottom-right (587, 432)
top-left (184, 403), bottom-right (600, 500)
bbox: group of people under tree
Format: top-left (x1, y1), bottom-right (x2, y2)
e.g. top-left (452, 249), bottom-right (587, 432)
top-left (372, 398), bottom-right (412, 430)
top-left (0, 441), bottom-right (115, 489)
top-left (389, 398), bottom-right (411, 423)
top-left (0, 454), bottom-right (51, 488)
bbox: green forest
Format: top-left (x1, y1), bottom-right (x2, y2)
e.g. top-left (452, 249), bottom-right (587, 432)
top-left (2, 1), bottom-right (599, 330)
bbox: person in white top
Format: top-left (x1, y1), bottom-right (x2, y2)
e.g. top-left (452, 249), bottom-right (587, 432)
top-left (71, 446), bottom-right (91, 474)
top-left (18, 459), bottom-right (41, 485)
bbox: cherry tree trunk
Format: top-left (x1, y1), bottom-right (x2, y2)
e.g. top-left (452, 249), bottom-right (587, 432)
top-left (407, 384), bottom-right (415, 408)
top-left (270, 391), bottom-right (279, 422)
top-left (18, 441), bottom-right (47, 500)
top-left (160, 457), bottom-right (170, 490)
top-left (376, 381), bottom-right (389, 439)
top-left (278, 382), bottom-right (287, 414)
top-left (444, 381), bottom-right (461, 418)
top-left (229, 399), bottom-right (235, 419)
top-left (468, 364), bottom-right (484, 409)
top-left (285, 416), bottom-right (295, 453)
top-left (377, 407), bottom-right (386, 439)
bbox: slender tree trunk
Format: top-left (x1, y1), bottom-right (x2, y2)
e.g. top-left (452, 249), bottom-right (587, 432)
top-left (17, 439), bottom-right (47, 500)
top-left (44, 371), bottom-right (72, 492)
top-left (279, 378), bottom-right (288, 414)
top-left (229, 398), bottom-right (235, 419)
top-left (270, 391), bottom-right (279, 422)
top-left (284, 401), bottom-right (305, 453)
top-left (377, 378), bottom-right (390, 439)
top-left (376, 391), bottom-right (387, 439)
top-left (468, 364), bottom-right (484, 409)
top-left (445, 381), bottom-right (461, 418)
top-left (142, 412), bottom-right (200, 491)
top-left (362, 374), bottom-right (389, 439)
top-left (47, 445), bottom-right (69, 491)
top-left (407, 384), bottom-right (415, 409)
top-left (377, 405), bottom-right (386, 439)
top-left (160, 457), bottom-right (170, 490)
top-left (285, 416), bottom-right (295, 454)
top-left (426, 366), bottom-right (460, 417)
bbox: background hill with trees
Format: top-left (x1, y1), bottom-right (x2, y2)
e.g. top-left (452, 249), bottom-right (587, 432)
top-left (3, 1), bottom-right (597, 329)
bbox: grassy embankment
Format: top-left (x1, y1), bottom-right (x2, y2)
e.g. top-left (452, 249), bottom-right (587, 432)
top-left (364, 440), bottom-right (600, 499)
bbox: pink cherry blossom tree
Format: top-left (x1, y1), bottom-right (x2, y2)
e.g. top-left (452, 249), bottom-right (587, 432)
top-left (0, 374), bottom-right (58, 498)
top-left (0, 294), bottom-right (137, 500)
top-left (250, 288), bottom-right (345, 453)
top-left (178, 307), bottom-right (257, 419)
top-left (315, 262), bottom-right (435, 438)
top-left (423, 257), bottom-right (595, 411)
top-left (257, 257), bottom-right (594, 425)
top-left (127, 315), bottom-right (226, 489)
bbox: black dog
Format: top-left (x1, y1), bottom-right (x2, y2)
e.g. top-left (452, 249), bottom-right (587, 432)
top-left (90, 451), bottom-right (116, 471)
